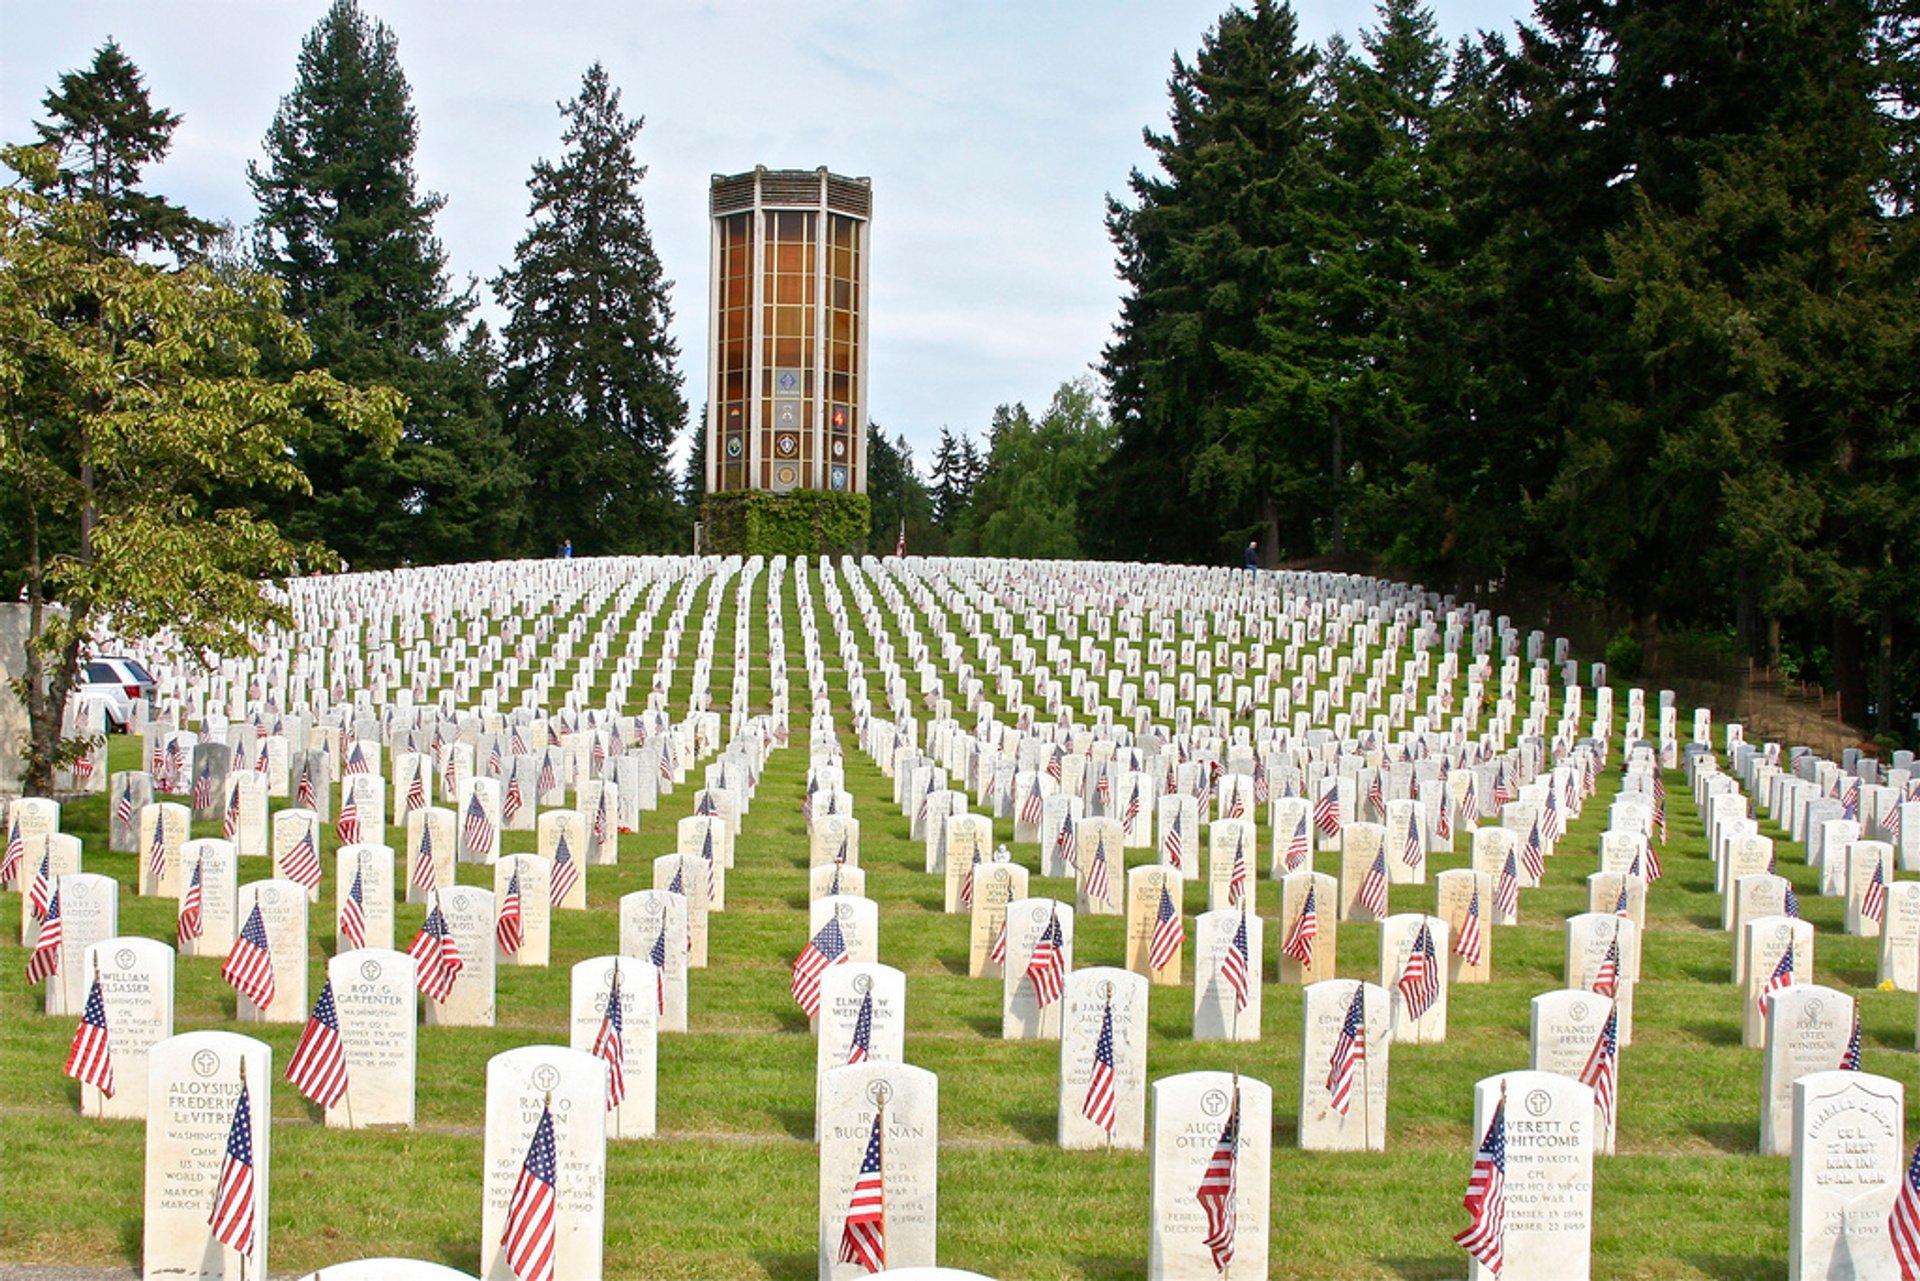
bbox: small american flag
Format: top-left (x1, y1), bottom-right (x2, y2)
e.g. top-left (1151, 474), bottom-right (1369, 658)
top-left (1397, 922), bottom-right (1439, 1020)
top-left (1455, 889), bottom-right (1484, 967)
top-left (282, 825), bottom-right (322, 893)
top-left (407, 901), bottom-right (464, 1003)
top-left (1285, 812), bottom-right (1311, 873)
top-left (1864, 860), bottom-right (1888, 925)
top-left (114, 783), bottom-right (134, 831)
top-left (0, 817), bottom-right (24, 886)
top-left (837, 1111), bottom-right (887, 1274)
top-left (65, 969), bottom-right (115, 1097)
top-left (192, 761), bottom-right (213, 812)
top-left (594, 966), bottom-right (626, 1109)
top-left (1888, 801), bottom-right (1906, 846)
top-left (406, 768), bottom-right (426, 814)
top-left (344, 742), bottom-right (369, 776)
top-left (224, 904), bottom-right (277, 1010)
top-left (1220, 910), bottom-right (1251, 1011)
top-left (463, 792), bottom-right (495, 858)
top-left (1841, 1003), bottom-right (1863, 1071)
top-left (1759, 943), bottom-right (1795, 1020)
top-left (1542, 787), bottom-right (1564, 844)
top-left (146, 818), bottom-right (169, 886)
top-left (1843, 776), bottom-right (1862, 821)
top-left (30, 848), bottom-right (54, 922)
top-left (1785, 883), bottom-right (1803, 918)
top-left (1402, 809), bottom-right (1422, 869)
top-left (1054, 812), bottom-right (1078, 872)
top-left (1613, 881), bottom-right (1631, 917)
top-left (502, 1103), bottom-right (559, 1281)
top-left (1327, 985), bottom-right (1366, 1116)
top-left (649, 926), bottom-right (668, 1014)
top-left (178, 861), bottom-right (204, 946)
top-left (296, 762), bottom-right (317, 810)
top-left (1496, 850), bottom-right (1520, 917)
top-left (335, 792), bottom-right (361, 845)
top-left (537, 752), bottom-right (557, 799)
top-left (791, 916), bottom-right (849, 1017)
top-left (1460, 775), bottom-right (1479, 824)
top-left (1892, 1139), bottom-right (1920, 1280)
top-left (1196, 1087), bottom-right (1240, 1272)
top-left (550, 836), bottom-right (580, 907)
top-left (1164, 810), bottom-right (1185, 871)
top-left (497, 868), bottom-right (524, 956)
top-left (1283, 884), bottom-right (1318, 968)
top-left (208, 1080), bottom-right (256, 1256)
top-left (286, 979), bottom-right (349, 1108)
top-left (340, 862), bottom-right (367, 950)
top-left (1013, 783), bottom-right (1044, 833)
top-left (959, 846), bottom-right (979, 908)
top-left (1592, 937), bottom-right (1622, 999)
top-left (221, 780), bottom-right (241, 840)
top-left (504, 772), bottom-right (525, 823)
top-left (1083, 998), bottom-right (1117, 1132)
top-left (802, 777), bottom-right (817, 826)
top-left (412, 821), bottom-right (439, 892)
top-left (1520, 819), bottom-right (1545, 882)
top-left (845, 989), bottom-right (874, 1064)
top-left (1454, 1096), bottom-right (1507, 1273)
top-left (1148, 884), bottom-right (1185, 971)
top-left (1227, 831), bottom-right (1248, 907)
top-left (1027, 911), bottom-right (1067, 1009)
top-left (1367, 771), bottom-right (1385, 820)
top-left (1580, 1004), bottom-right (1619, 1137)
top-left (26, 885), bottom-right (62, 985)
top-left (1358, 849), bottom-right (1389, 919)
top-left (1085, 835), bottom-right (1111, 908)
top-left (1313, 781), bottom-right (1341, 839)
top-left (989, 918), bottom-right (1009, 968)
top-left (1125, 780), bottom-right (1142, 832)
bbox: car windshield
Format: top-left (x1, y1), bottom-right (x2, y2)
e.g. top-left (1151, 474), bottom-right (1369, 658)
top-left (121, 659), bottom-right (155, 684)
top-left (85, 662), bottom-right (118, 683)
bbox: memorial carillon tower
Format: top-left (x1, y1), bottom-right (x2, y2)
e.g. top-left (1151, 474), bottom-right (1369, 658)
top-left (702, 166), bottom-right (873, 553)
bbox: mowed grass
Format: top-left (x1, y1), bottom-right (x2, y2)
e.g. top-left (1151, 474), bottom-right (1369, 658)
top-left (0, 563), bottom-right (1902, 1279)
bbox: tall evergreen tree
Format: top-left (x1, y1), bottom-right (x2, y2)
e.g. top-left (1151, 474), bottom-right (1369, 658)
top-left (1092, 1), bottom-right (1320, 564)
top-left (493, 63), bottom-right (685, 556)
top-left (249, 0), bottom-right (521, 567)
top-left (33, 39), bottom-right (219, 259)
top-left (929, 428), bottom-right (972, 531)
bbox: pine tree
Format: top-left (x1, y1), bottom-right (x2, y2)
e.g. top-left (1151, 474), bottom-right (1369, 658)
top-left (249, 0), bottom-right (520, 567)
top-left (493, 63), bottom-right (685, 555)
top-left (33, 39), bottom-right (219, 259)
top-left (930, 428), bottom-right (965, 531)
top-left (1092, 1), bottom-right (1321, 563)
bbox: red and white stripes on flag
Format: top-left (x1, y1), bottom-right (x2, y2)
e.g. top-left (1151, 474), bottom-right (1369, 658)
top-left (208, 1080), bottom-right (257, 1257)
top-left (285, 979), bottom-right (350, 1109)
top-left (64, 971), bottom-right (115, 1097)
top-left (1196, 1086), bottom-right (1240, 1272)
top-left (502, 1103), bottom-right (559, 1281)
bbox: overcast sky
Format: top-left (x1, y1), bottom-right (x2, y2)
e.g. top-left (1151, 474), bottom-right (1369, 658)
top-left (4, 0), bottom-right (1528, 466)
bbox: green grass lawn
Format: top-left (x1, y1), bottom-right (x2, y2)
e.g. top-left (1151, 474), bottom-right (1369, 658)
top-left (0, 562), bottom-right (1896, 1279)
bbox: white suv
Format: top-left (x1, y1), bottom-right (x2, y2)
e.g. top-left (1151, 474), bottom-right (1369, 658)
top-left (72, 655), bottom-right (158, 732)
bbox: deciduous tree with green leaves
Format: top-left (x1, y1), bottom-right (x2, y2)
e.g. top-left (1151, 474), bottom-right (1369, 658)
top-left (1, 145), bottom-right (401, 794)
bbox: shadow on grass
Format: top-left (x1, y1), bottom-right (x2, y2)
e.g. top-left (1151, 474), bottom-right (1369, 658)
top-left (1007, 1108), bottom-right (1055, 1144)
top-left (1683, 1252), bottom-right (1785, 1280)
top-left (964, 1014), bottom-right (1002, 1038)
top-left (755, 1250), bottom-right (819, 1280)
top-left (117, 1215), bottom-right (140, 1268)
top-left (1683, 1021), bottom-right (1745, 1046)
top-left (1688, 1118), bottom-right (1757, 1153)
top-left (1687, 912), bottom-right (1724, 930)
top-left (441, 1240), bottom-right (484, 1276)
top-left (770, 1106), bottom-right (815, 1140)
top-left (1830, 965), bottom-right (1879, 989)
top-left (771, 1008), bottom-right (811, 1034)
top-left (1075, 1254), bottom-right (1154, 1280)
top-left (938, 955), bottom-right (971, 976)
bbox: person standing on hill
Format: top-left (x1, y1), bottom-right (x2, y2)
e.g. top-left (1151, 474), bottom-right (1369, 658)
top-left (1244, 539), bottom-right (1258, 581)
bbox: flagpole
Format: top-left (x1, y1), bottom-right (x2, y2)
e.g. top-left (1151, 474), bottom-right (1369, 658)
top-left (611, 959), bottom-right (623, 1143)
top-left (1360, 991), bottom-right (1375, 1152)
top-left (237, 1059), bottom-right (250, 1281)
